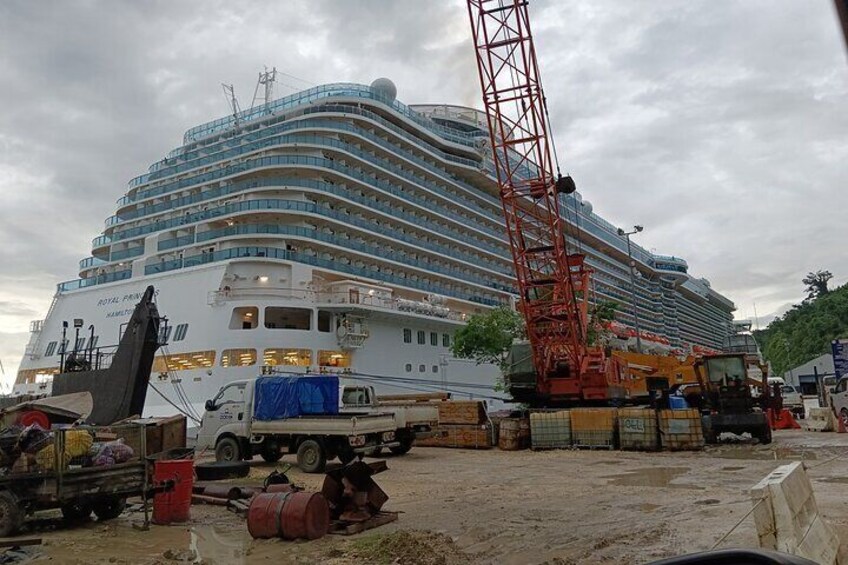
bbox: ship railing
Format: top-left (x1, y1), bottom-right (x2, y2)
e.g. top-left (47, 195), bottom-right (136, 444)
top-left (207, 287), bottom-right (314, 305)
top-left (207, 286), bottom-right (465, 321)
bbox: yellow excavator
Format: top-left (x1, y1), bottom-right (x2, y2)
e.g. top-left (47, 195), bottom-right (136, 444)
top-left (609, 351), bottom-right (702, 403)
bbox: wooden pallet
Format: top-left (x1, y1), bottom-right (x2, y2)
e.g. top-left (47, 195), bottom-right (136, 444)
top-left (416, 424), bottom-right (493, 449)
top-left (328, 512), bottom-right (398, 535)
top-left (437, 401), bottom-right (487, 425)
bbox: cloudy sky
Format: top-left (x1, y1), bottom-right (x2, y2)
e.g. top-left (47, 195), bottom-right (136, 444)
top-left (0, 0), bottom-right (845, 384)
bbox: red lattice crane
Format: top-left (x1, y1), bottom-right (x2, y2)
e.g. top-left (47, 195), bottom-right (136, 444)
top-left (467, 0), bottom-right (611, 403)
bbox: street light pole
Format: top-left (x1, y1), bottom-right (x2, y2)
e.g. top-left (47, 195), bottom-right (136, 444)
top-left (617, 225), bottom-right (644, 353)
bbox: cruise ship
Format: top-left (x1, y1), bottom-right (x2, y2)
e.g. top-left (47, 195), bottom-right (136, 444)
top-left (15, 78), bottom-right (736, 418)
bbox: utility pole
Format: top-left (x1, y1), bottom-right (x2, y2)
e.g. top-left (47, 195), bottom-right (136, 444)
top-left (617, 225), bottom-right (644, 353)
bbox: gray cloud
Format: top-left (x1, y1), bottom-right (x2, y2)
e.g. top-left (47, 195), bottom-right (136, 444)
top-left (0, 0), bottom-right (845, 381)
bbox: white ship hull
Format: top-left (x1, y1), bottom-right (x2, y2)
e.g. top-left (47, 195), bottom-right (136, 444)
top-left (18, 259), bottom-right (510, 422)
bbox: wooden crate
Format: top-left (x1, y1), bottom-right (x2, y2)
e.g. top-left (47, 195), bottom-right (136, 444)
top-left (416, 423), bottom-right (493, 449)
top-left (437, 401), bottom-right (487, 425)
top-left (105, 415), bottom-right (187, 457)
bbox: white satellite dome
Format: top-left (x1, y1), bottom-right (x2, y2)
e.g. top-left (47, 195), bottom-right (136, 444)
top-left (581, 200), bottom-right (593, 215)
top-left (370, 78), bottom-right (397, 102)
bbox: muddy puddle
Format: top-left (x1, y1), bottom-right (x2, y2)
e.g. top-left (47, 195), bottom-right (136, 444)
top-left (707, 447), bottom-right (818, 461)
top-left (187, 524), bottom-right (252, 564)
top-left (602, 467), bottom-right (702, 489)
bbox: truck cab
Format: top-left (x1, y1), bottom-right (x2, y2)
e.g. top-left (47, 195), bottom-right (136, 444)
top-left (830, 377), bottom-right (848, 428)
top-left (197, 380), bottom-right (250, 460)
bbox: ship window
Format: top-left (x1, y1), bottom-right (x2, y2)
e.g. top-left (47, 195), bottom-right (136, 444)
top-left (319, 350), bottom-right (350, 368)
top-left (403, 329), bottom-right (412, 343)
top-left (442, 334), bottom-right (450, 348)
top-left (88, 336), bottom-right (99, 350)
top-left (45, 341), bottom-right (57, 357)
top-left (265, 307), bottom-right (311, 330)
top-left (59, 340), bottom-right (69, 355)
top-left (430, 332), bottom-right (438, 346)
top-left (230, 307), bottom-right (258, 330)
top-left (405, 363), bottom-right (412, 372)
top-left (15, 367), bottom-right (60, 384)
top-left (220, 348), bottom-right (257, 367)
top-left (75, 338), bottom-right (86, 351)
top-left (263, 348), bottom-right (312, 367)
top-left (159, 325), bottom-right (173, 344)
top-left (318, 311), bottom-right (332, 333)
top-left (417, 331), bottom-right (425, 345)
top-left (432, 365), bottom-right (439, 373)
top-left (174, 323), bottom-right (189, 341)
top-left (419, 364), bottom-right (426, 373)
top-left (152, 350), bottom-right (216, 372)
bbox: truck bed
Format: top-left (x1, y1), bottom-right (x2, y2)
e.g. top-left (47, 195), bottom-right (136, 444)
top-left (251, 412), bottom-right (396, 436)
top-left (376, 403), bottom-right (439, 428)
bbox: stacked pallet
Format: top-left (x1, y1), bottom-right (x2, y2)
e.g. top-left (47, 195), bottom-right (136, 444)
top-left (415, 400), bottom-right (492, 449)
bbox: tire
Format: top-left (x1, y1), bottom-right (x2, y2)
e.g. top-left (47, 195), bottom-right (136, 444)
top-left (195, 461), bottom-right (251, 481)
top-left (389, 437), bottom-right (414, 456)
top-left (61, 500), bottom-right (93, 524)
top-left (261, 447), bottom-right (283, 463)
top-left (338, 449), bottom-right (356, 465)
top-left (296, 440), bottom-right (326, 473)
top-left (215, 436), bottom-right (241, 462)
top-left (93, 496), bottom-right (126, 521)
top-left (0, 491), bottom-right (22, 537)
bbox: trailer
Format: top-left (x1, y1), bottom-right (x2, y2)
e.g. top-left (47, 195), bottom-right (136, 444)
top-left (0, 423), bottom-right (155, 537)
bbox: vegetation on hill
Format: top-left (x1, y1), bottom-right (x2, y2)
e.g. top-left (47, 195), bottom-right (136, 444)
top-left (754, 271), bottom-right (847, 376)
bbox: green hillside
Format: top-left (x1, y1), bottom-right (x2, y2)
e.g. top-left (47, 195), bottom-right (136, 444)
top-left (754, 281), bottom-right (848, 376)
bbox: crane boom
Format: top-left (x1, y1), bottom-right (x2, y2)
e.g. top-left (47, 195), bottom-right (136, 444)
top-left (467, 0), bottom-right (610, 402)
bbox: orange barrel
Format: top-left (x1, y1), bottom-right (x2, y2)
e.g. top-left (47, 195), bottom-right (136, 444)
top-left (152, 459), bottom-right (194, 524)
top-left (280, 492), bottom-right (330, 540)
top-left (248, 493), bottom-right (289, 539)
top-left (247, 492), bottom-right (329, 540)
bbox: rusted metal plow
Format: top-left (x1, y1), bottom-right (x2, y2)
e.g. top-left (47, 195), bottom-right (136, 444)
top-left (321, 460), bottom-right (397, 535)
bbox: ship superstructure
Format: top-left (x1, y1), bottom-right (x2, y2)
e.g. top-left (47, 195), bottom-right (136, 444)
top-left (16, 79), bottom-right (736, 415)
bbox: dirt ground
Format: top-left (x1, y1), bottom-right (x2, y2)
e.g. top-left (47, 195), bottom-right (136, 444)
top-left (10, 429), bottom-right (848, 564)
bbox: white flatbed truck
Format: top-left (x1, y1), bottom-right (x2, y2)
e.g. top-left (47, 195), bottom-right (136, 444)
top-left (195, 377), bottom-right (398, 473)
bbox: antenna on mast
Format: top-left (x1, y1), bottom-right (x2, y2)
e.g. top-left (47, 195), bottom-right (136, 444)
top-left (221, 83), bottom-right (241, 126)
top-left (251, 66), bottom-right (278, 109)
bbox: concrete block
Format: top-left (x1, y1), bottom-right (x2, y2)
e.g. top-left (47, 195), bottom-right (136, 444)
top-left (751, 461), bottom-right (845, 564)
top-left (807, 408), bottom-right (834, 431)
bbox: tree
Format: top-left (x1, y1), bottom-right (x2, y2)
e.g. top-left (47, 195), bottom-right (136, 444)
top-left (803, 270), bottom-right (833, 300)
top-left (450, 306), bottom-right (525, 370)
top-left (587, 300), bottom-right (619, 346)
top-left (755, 279), bottom-right (847, 376)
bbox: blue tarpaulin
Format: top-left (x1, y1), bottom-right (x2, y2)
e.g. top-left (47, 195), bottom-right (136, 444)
top-left (253, 375), bottom-right (340, 421)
